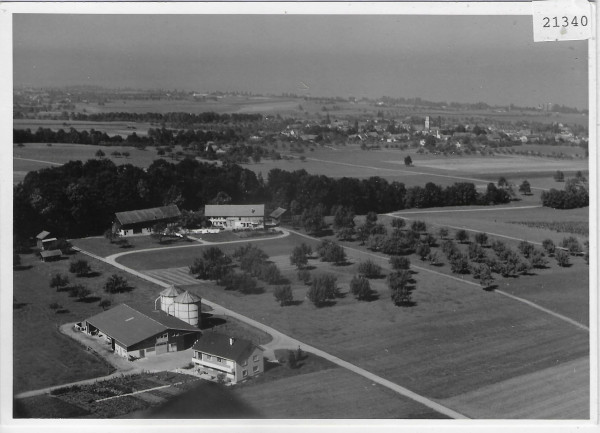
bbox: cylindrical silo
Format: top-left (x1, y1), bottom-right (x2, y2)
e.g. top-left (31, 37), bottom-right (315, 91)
top-left (172, 291), bottom-right (201, 327)
top-left (159, 285), bottom-right (181, 314)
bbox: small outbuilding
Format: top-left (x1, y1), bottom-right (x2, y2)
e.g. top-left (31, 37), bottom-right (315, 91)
top-left (268, 207), bottom-right (287, 226)
top-left (36, 231), bottom-right (58, 250)
top-left (39, 249), bottom-right (62, 262)
top-left (113, 205), bottom-right (181, 237)
top-left (192, 333), bottom-right (264, 384)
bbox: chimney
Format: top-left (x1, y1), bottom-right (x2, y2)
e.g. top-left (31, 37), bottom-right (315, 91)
top-left (229, 337), bottom-right (235, 346)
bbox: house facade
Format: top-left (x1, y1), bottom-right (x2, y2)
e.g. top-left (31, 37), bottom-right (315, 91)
top-left (113, 205), bottom-right (181, 237)
top-left (192, 333), bottom-right (264, 384)
top-left (204, 204), bottom-right (264, 230)
top-left (84, 303), bottom-right (201, 359)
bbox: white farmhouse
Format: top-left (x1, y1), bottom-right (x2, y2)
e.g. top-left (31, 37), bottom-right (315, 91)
top-left (204, 204), bottom-right (265, 230)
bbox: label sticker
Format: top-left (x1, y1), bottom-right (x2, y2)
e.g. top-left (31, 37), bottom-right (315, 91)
top-left (533, 0), bottom-right (593, 42)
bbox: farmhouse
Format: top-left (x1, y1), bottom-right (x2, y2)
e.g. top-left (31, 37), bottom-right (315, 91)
top-left (83, 301), bottom-right (201, 360)
top-left (192, 333), bottom-right (264, 384)
top-left (39, 249), bottom-right (62, 262)
top-left (204, 204), bottom-right (265, 230)
top-left (113, 205), bottom-right (181, 237)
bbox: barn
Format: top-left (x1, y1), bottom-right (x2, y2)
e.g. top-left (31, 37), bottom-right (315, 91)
top-left (204, 204), bottom-right (265, 230)
top-left (84, 302), bottom-right (201, 359)
top-left (36, 230), bottom-right (58, 250)
top-left (113, 205), bottom-right (181, 237)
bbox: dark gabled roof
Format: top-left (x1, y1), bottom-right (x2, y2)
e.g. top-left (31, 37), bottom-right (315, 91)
top-left (269, 207), bottom-right (287, 219)
top-left (204, 204), bottom-right (265, 218)
top-left (115, 205), bottom-right (181, 226)
top-left (85, 303), bottom-right (200, 348)
top-left (36, 231), bottom-right (51, 240)
top-left (192, 333), bottom-right (260, 364)
top-left (40, 249), bottom-right (62, 258)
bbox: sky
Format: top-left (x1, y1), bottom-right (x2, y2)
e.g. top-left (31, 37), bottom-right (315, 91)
top-left (12, 14), bottom-right (589, 109)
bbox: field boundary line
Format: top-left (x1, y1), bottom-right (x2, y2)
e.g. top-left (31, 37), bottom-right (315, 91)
top-left (389, 205), bottom-right (543, 215)
top-left (14, 157), bottom-right (63, 166)
top-left (73, 243), bottom-right (468, 419)
top-left (305, 157), bottom-right (549, 190)
top-left (286, 228), bottom-right (588, 332)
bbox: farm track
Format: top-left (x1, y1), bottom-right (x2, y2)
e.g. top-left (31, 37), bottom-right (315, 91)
top-left (13, 157), bottom-right (63, 166)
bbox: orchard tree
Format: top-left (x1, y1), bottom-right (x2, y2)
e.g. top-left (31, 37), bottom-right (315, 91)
top-left (95, 149), bottom-right (105, 158)
top-left (391, 218), bottom-right (406, 231)
top-left (410, 220), bottom-right (427, 233)
top-left (75, 285), bottom-right (92, 301)
top-left (151, 222), bottom-right (168, 243)
top-left (388, 270), bottom-right (412, 306)
top-left (99, 299), bottom-right (112, 310)
top-left (350, 275), bottom-right (374, 301)
top-left (69, 260), bottom-right (91, 277)
top-left (307, 274), bottom-right (339, 307)
top-left (104, 274), bottom-right (130, 293)
top-left (404, 155), bottom-right (413, 166)
top-left (357, 260), bottom-right (382, 278)
top-left (290, 245), bottom-right (309, 269)
top-left (542, 239), bottom-right (556, 256)
top-left (554, 170), bottom-right (565, 182)
top-left (555, 250), bottom-right (570, 267)
top-left (273, 285), bottom-right (293, 306)
top-left (519, 180), bottom-right (532, 195)
top-left (455, 229), bottom-right (470, 244)
top-left (50, 273), bottom-right (70, 291)
top-left (390, 256), bottom-right (410, 270)
top-left (479, 264), bottom-right (494, 289)
top-left (333, 206), bottom-right (356, 230)
top-left (518, 240), bottom-right (535, 258)
top-left (474, 232), bottom-right (488, 246)
top-left (438, 227), bottom-right (449, 240)
top-left (416, 243), bottom-right (431, 261)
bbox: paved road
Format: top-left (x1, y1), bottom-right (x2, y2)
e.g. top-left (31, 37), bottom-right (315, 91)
top-left (71, 231), bottom-right (468, 420)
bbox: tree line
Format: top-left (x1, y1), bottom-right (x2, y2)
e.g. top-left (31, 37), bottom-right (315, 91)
top-left (15, 158), bottom-right (509, 241)
top-left (66, 111), bottom-right (263, 125)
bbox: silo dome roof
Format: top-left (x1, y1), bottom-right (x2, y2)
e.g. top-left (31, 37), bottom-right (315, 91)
top-left (160, 286), bottom-right (182, 297)
top-left (174, 291), bottom-right (201, 304)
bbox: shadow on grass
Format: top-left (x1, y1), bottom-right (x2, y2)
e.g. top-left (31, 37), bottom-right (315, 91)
top-left (13, 302), bottom-right (28, 310)
top-left (77, 296), bottom-right (102, 303)
top-left (314, 300), bottom-right (337, 308)
top-left (13, 265), bottom-right (33, 271)
top-left (56, 309), bottom-right (70, 314)
top-left (200, 314), bottom-right (227, 329)
top-left (284, 300), bottom-right (304, 306)
top-left (82, 271), bottom-right (102, 278)
top-left (482, 284), bottom-right (499, 292)
top-left (333, 261), bottom-right (352, 267)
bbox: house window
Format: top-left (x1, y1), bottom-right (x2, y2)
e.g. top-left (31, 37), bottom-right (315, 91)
top-left (252, 366), bottom-right (259, 373)
top-left (217, 357), bottom-right (222, 363)
top-left (253, 355), bottom-right (259, 362)
top-left (205, 354), bottom-right (211, 361)
top-left (242, 370), bottom-right (248, 377)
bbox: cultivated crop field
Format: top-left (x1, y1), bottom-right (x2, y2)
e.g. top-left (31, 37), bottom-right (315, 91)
top-left (73, 96), bottom-right (302, 115)
top-left (13, 119), bottom-right (154, 137)
top-left (114, 227), bottom-right (589, 418)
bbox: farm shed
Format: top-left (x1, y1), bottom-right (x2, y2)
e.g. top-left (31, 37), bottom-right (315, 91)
top-left (39, 249), bottom-right (62, 262)
top-left (204, 204), bottom-right (265, 230)
top-left (113, 205), bottom-right (181, 237)
top-left (36, 231), bottom-right (57, 250)
top-left (192, 333), bottom-right (264, 384)
top-left (267, 207), bottom-right (287, 226)
top-left (84, 303), bottom-right (201, 360)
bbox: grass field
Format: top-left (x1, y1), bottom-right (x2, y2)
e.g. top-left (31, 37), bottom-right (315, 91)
top-left (13, 142), bottom-right (190, 183)
top-left (113, 229), bottom-right (588, 417)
